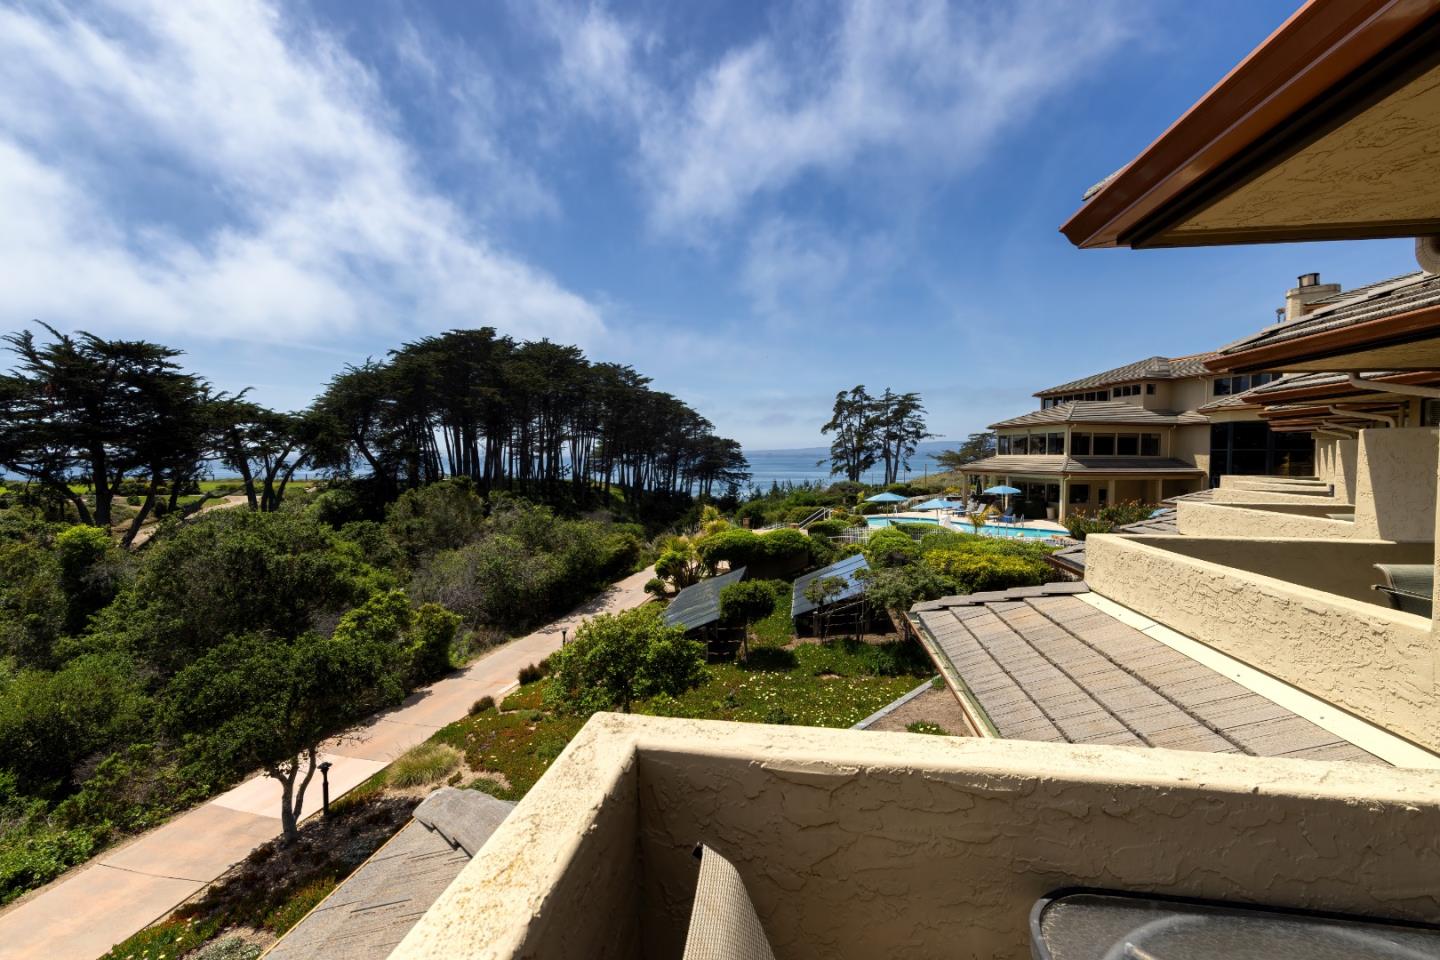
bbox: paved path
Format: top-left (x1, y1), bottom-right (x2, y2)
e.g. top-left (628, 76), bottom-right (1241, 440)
top-left (0, 567), bottom-right (655, 960)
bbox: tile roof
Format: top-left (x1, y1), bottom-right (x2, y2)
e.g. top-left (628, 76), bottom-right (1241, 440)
top-left (663, 567), bottom-right (747, 632)
top-left (960, 455), bottom-right (1204, 476)
top-left (1195, 392), bottom-right (1257, 412)
top-left (913, 587), bottom-right (1381, 763)
top-left (1216, 271), bottom-right (1440, 358)
top-left (266, 789), bottom-right (514, 960)
top-left (991, 400), bottom-right (1210, 429)
top-left (1035, 355), bottom-right (1213, 396)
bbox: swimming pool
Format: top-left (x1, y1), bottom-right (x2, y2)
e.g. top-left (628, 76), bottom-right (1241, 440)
top-left (865, 516), bottom-right (1060, 539)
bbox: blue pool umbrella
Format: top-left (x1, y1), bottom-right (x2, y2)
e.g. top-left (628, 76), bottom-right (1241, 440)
top-left (913, 498), bottom-right (959, 512)
top-left (983, 484), bottom-right (1021, 515)
top-left (865, 490), bottom-right (907, 513)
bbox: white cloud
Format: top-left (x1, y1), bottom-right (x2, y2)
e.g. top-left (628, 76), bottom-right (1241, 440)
top-left (539, 0), bottom-right (1137, 235)
top-left (740, 216), bottom-right (894, 324)
top-left (0, 0), bottom-right (600, 344)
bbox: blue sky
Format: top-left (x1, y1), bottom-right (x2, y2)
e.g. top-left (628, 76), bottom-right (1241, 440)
top-left (0, 1), bottom-right (1416, 449)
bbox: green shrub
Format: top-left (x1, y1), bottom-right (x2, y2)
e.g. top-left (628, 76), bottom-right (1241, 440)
top-left (922, 549), bottom-right (1050, 594)
top-left (863, 528), bottom-right (920, 568)
top-left (1063, 502), bottom-right (1160, 539)
top-left (545, 606), bottom-right (705, 714)
top-left (388, 742), bottom-right (463, 788)
top-left (805, 518), bottom-right (848, 539)
top-left (470, 696), bottom-right (496, 715)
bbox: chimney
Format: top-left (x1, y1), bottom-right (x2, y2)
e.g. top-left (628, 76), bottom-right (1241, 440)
top-left (1283, 272), bottom-right (1341, 321)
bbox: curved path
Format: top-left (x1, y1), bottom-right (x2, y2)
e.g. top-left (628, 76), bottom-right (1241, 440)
top-left (0, 567), bottom-right (655, 960)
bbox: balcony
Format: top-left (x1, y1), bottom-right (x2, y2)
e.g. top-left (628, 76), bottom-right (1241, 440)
top-left (1193, 428), bottom-right (1437, 541)
top-left (387, 714), bottom-right (1440, 960)
top-left (1083, 533), bottom-right (1437, 753)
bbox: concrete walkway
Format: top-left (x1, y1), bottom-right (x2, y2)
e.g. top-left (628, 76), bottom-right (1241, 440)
top-left (0, 567), bottom-right (655, 960)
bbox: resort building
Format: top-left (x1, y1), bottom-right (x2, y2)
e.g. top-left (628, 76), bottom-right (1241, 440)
top-left (380, 5), bottom-right (1440, 958)
top-left (960, 345), bottom-right (1316, 518)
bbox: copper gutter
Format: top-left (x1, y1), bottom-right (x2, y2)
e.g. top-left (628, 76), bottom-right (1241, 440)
top-left (1060, 0), bottom-right (1440, 249)
top-left (1205, 302), bottom-right (1440, 373)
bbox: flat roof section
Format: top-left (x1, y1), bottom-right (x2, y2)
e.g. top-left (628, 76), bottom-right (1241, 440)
top-left (663, 566), bottom-right (747, 632)
top-left (791, 554), bottom-right (869, 618)
top-left (913, 586), bottom-right (1383, 764)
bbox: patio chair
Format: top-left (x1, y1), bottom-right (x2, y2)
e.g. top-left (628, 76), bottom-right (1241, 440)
top-left (1372, 563), bottom-right (1433, 618)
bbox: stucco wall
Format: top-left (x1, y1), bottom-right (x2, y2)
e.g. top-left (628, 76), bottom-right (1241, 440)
top-left (394, 715), bottom-right (1440, 960)
top-left (1315, 436), bottom-right (1359, 502)
top-left (391, 718), bottom-right (643, 960)
top-left (1176, 501), bottom-right (1359, 539)
top-left (1085, 534), bottom-right (1438, 753)
top-left (1209, 485), bottom-right (1340, 504)
top-left (1353, 427), bottom-right (1439, 542)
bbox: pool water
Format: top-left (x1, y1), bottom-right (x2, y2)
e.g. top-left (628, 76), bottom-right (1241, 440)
top-left (865, 516), bottom-right (1059, 539)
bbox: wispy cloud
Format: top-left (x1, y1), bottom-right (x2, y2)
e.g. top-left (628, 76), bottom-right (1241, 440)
top-left (740, 216), bottom-right (895, 325)
top-left (535, 0), bottom-right (1139, 236)
top-left (0, 1), bottom-right (599, 344)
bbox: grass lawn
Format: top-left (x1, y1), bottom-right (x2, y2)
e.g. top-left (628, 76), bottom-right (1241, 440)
top-left (432, 633), bottom-right (931, 802)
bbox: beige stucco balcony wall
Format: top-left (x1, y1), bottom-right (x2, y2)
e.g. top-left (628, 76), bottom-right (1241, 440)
top-left (1176, 500), bottom-right (1359, 538)
top-left (1084, 534), bottom-right (1437, 752)
top-left (1316, 435), bottom-right (1359, 502)
top-left (390, 715), bottom-right (1440, 960)
top-left (1352, 427), bottom-right (1439, 541)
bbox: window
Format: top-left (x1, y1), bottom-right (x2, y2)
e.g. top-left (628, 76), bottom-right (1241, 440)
top-left (997, 435), bottom-right (1011, 455)
top-left (1068, 483), bottom-right (1090, 504)
top-left (1209, 422), bottom-right (1315, 485)
top-left (1093, 434), bottom-right (1115, 455)
top-left (1140, 433), bottom-right (1160, 456)
top-left (1098, 487), bottom-right (1108, 506)
top-left (1071, 433), bottom-right (1091, 455)
top-left (1047, 433), bottom-right (1064, 455)
top-left (1146, 383), bottom-right (1156, 395)
top-left (1012, 435), bottom-right (1029, 455)
top-left (1114, 384), bottom-right (1143, 398)
top-left (1116, 434), bottom-right (1139, 456)
top-left (1424, 399), bottom-right (1440, 427)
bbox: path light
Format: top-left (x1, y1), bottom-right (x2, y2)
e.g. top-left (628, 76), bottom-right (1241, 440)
top-left (561, 628), bottom-right (568, 646)
top-left (318, 761), bottom-right (333, 817)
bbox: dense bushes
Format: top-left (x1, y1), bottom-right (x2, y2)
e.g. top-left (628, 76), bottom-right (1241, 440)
top-left (1062, 502), bottom-right (1160, 540)
top-left (0, 465), bottom-right (675, 903)
top-left (545, 606), bottom-right (705, 714)
top-left (695, 527), bottom-right (824, 579)
top-left (408, 499), bottom-right (642, 632)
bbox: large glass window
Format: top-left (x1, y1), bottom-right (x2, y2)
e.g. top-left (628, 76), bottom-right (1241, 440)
top-left (1046, 433), bottom-right (1064, 454)
top-left (1117, 434), bottom-right (1139, 456)
top-left (1068, 483), bottom-right (1090, 504)
top-left (1140, 433), bottom-right (1161, 456)
top-left (1071, 433), bottom-right (1091, 455)
top-left (1209, 422), bottom-right (1315, 485)
top-left (1093, 434), bottom-right (1115, 455)
top-left (1012, 435), bottom-right (1029, 455)
top-left (997, 435), bottom-right (1011, 455)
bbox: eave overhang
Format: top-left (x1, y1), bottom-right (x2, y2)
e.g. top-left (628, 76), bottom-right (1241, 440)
top-left (1205, 302), bottom-right (1440, 373)
top-left (1061, 0), bottom-right (1440, 249)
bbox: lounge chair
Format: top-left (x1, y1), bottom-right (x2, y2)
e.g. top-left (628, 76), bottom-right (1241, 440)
top-left (1372, 563), bottom-right (1433, 618)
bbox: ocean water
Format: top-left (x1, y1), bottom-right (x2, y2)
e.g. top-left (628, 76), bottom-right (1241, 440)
top-left (741, 439), bottom-right (955, 491)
